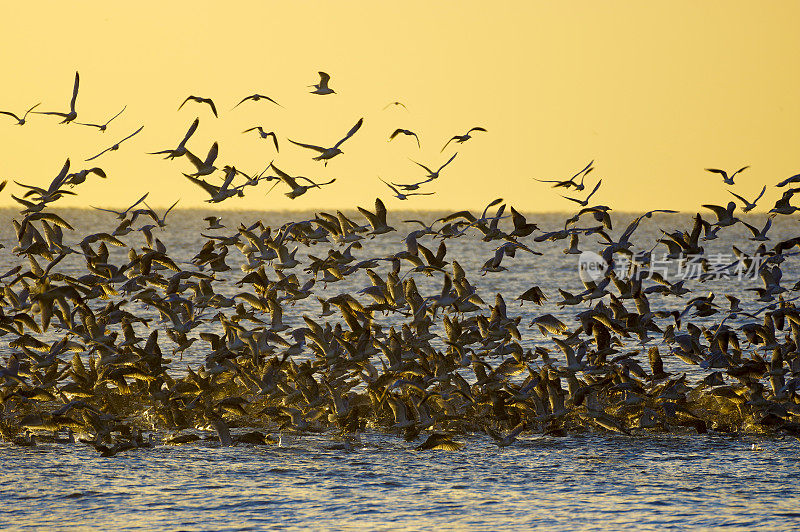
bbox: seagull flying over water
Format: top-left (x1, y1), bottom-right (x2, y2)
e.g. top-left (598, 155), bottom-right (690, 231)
top-left (380, 178), bottom-right (434, 200)
top-left (561, 179), bottom-right (602, 207)
top-left (410, 152), bottom-right (457, 180)
top-left (288, 117), bottom-right (363, 165)
top-left (728, 185), bottom-right (766, 213)
top-left (85, 125), bottom-right (144, 161)
top-left (149, 118), bottom-right (199, 159)
top-left (705, 166), bottom-right (749, 185)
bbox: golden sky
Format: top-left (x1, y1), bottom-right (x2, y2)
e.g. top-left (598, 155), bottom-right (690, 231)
top-left (2, 1), bottom-right (799, 212)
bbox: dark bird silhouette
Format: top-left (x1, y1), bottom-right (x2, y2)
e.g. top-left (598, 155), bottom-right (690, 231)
top-left (389, 128), bottom-right (420, 148)
top-left (243, 126), bottom-right (279, 152)
top-left (0, 103), bottom-right (40, 125)
top-left (705, 166), bottom-right (749, 185)
top-left (179, 96), bottom-right (218, 117)
top-left (76, 105), bottom-right (126, 132)
top-left (149, 118), bottom-right (199, 159)
top-left (288, 117), bottom-right (363, 165)
top-left (441, 126), bottom-right (486, 152)
top-left (561, 179), bottom-right (602, 207)
top-left (35, 71), bottom-right (80, 123)
top-left (85, 125), bottom-right (144, 161)
top-left (310, 71), bottom-right (335, 94)
top-left (233, 93), bottom-right (282, 109)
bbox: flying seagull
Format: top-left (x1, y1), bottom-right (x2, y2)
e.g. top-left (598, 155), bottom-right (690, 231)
top-left (35, 71), bottom-right (80, 123)
top-left (178, 96), bottom-right (218, 117)
top-left (0, 103), bottom-right (40, 125)
top-left (389, 129), bottom-right (420, 148)
top-left (441, 126), bottom-right (486, 152)
top-left (149, 118), bottom-right (199, 159)
top-left (288, 117), bottom-right (363, 165)
top-left (561, 179), bottom-right (602, 207)
top-left (233, 94), bottom-right (282, 109)
top-left (728, 185), bottom-right (766, 213)
top-left (380, 178), bottom-right (434, 200)
top-left (243, 126), bottom-right (279, 152)
top-left (310, 71), bottom-right (335, 95)
top-left (76, 105), bottom-right (126, 132)
top-left (705, 166), bottom-right (749, 185)
top-left (85, 125), bottom-right (144, 161)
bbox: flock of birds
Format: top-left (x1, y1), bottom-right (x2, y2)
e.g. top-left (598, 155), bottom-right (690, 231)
top-left (2, 71), bottom-right (800, 454)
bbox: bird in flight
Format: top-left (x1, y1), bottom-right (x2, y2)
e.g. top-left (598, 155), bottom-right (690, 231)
top-left (184, 142), bottom-right (219, 177)
top-left (410, 152), bottom-right (457, 181)
top-left (288, 117), bottom-right (363, 165)
top-left (178, 96), bottom-right (218, 117)
top-left (149, 118), bottom-right (199, 159)
top-left (388, 129), bottom-right (420, 148)
top-left (76, 105), bottom-right (126, 132)
top-left (310, 71), bottom-right (335, 95)
top-left (270, 164), bottom-right (335, 199)
top-left (0, 103), bottom-right (40, 125)
top-left (561, 179), bottom-right (602, 207)
top-left (185, 165), bottom-right (243, 203)
top-left (36, 71), bottom-right (80, 123)
top-left (441, 126), bottom-right (486, 152)
top-left (534, 161), bottom-right (594, 191)
top-left (243, 126), bottom-right (279, 152)
top-left (91, 192), bottom-right (149, 219)
top-left (380, 178), bottom-right (435, 200)
top-left (728, 185), bottom-right (766, 213)
top-left (383, 101), bottom-right (408, 110)
top-left (85, 125), bottom-right (144, 161)
top-left (233, 94), bottom-right (282, 109)
top-left (705, 166), bottom-right (749, 185)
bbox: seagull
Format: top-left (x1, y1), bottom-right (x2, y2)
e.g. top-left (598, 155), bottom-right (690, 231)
top-left (76, 105), bottom-right (126, 132)
top-left (243, 127), bottom-right (279, 152)
top-left (383, 101), bottom-right (408, 110)
top-left (310, 71), bottom-right (335, 95)
top-left (91, 192), bottom-right (149, 219)
top-left (0, 103), bottom-right (40, 125)
top-left (728, 185), bottom-right (766, 213)
top-left (178, 96), bottom-right (218, 117)
top-left (380, 178), bottom-right (434, 200)
top-left (288, 117), bottom-right (363, 165)
top-left (388, 129), bottom-right (420, 148)
top-left (534, 161), bottom-right (594, 191)
top-left (561, 179), bottom-right (602, 207)
top-left (270, 164), bottom-right (335, 199)
top-left (705, 166), bottom-right (749, 185)
top-left (410, 152), bottom-right (457, 180)
top-left (184, 142), bottom-right (219, 177)
top-left (233, 94), bottom-right (282, 109)
top-left (64, 167), bottom-right (106, 187)
top-left (441, 127), bottom-right (486, 152)
top-left (85, 125), bottom-right (144, 161)
top-left (185, 165), bottom-right (243, 203)
top-left (149, 118), bottom-right (199, 159)
top-left (35, 71), bottom-right (80, 123)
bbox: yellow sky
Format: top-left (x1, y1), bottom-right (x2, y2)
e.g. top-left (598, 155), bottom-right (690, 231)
top-left (2, 1), bottom-right (799, 212)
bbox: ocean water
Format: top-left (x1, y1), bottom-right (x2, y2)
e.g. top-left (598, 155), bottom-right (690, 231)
top-left (1, 207), bottom-right (799, 530)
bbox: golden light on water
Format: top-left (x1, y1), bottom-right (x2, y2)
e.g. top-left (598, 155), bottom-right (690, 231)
top-left (2, 1), bottom-right (799, 212)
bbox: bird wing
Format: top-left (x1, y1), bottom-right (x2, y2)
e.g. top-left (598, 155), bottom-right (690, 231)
top-left (266, 132), bottom-right (279, 152)
top-left (119, 125), bottom-right (144, 144)
top-left (288, 139), bottom-right (326, 153)
top-left (0, 110), bottom-right (21, 121)
top-left (585, 179), bottom-right (602, 201)
top-left (468, 126), bottom-right (487, 134)
top-left (204, 142), bottom-right (219, 165)
top-left (333, 117), bottom-right (364, 149)
top-left (437, 152), bottom-right (458, 173)
top-left (184, 174), bottom-right (220, 197)
top-left (380, 177), bottom-right (401, 195)
top-left (24, 103), bottom-right (41, 117)
top-left (704, 168), bottom-right (728, 180)
top-left (410, 159), bottom-right (434, 175)
top-left (206, 99), bottom-right (218, 118)
top-left (318, 71), bottom-right (331, 86)
top-left (103, 105), bottom-right (127, 126)
top-left (85, 147), bottom-right (111, 162)
top-left (440, 137), bottom-right (457, 152)
top-left (180, 118), bottom-right (200, 147)
top-left (69, 72), bottom-right (80, 113)
top-left (727, 190), bottom-right (749, 206)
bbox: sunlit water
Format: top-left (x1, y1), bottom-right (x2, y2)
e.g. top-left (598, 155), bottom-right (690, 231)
top-left (1, 207), bottom-right (799, 530)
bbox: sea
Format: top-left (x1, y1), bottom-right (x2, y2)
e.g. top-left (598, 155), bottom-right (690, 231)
top-left (1, 206), bottom-right (799, 531)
